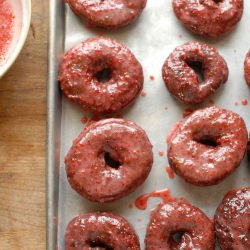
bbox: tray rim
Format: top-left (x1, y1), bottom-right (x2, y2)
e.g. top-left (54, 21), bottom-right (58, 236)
top-left (46, 0), bottom-right (65, 249)
top-left (46, 2), bottom-right (250, 249)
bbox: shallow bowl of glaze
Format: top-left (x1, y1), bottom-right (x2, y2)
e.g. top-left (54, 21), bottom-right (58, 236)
top-left (0, 0), bottom-right (31, 78)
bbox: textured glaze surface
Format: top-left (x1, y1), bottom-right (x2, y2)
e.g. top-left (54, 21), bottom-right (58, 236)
top-left (145, 200), bottom-right (215, 250)
top-left (65, 118), bottom-right (153, 203)
top-left (65, 212), bottom-right (141, 250)
top-left (167, 106), bottom-right (248, 186)
top-left (65, 0), bottom-right (147, 29)
top-left (244, 50), bottom-right (250, 88)
top-left (59, 37), bottom-right (143, 114)
top-left (173, 0), bottom-right (243, 38)
top-left (215, 187), bottom-right (250, 250)
top-left (162, 42), bottom-right (228, 104)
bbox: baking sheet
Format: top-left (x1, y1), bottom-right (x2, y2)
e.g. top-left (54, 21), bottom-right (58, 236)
top-left (56, 1), bottom-right (250, 249)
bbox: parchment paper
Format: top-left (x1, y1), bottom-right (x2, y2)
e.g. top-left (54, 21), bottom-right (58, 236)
top-left (58, 1), bottom-right (250, 249)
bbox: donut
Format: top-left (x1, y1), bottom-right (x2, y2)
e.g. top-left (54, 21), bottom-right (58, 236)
top-left (167, 106), bottom-right (248, 186)
top-left (65, 212), bottom-right (140, 250)
top-left (162, 42), bottom-right (228, 104)
top-left (247, 138), bottom-right (250, 163)
top-left (145, 200), bottom-right (215, 250)
top-left (215, 187), bottom-right (250, 249)
top-left (65, 0), bottom-right (147, 29)
top-left (65, 118), bottom-right (153, 203)
top-left (59, 37), bottom-right (144, 114)
top-left (172, 0), bottom-right (243, 38)
top-left (244, 50), bottom-right (250, 88)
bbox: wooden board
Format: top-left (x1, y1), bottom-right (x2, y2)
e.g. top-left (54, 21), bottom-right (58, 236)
top-left (0, 1), bottom-right (48, 249)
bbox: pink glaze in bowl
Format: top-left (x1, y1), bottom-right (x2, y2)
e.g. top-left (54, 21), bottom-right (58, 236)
top-left (0, 0), bottom-right (31, 77)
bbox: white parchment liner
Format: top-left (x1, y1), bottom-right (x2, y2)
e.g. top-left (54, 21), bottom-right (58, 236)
top-left (58, 1), bottom-right (250, 249)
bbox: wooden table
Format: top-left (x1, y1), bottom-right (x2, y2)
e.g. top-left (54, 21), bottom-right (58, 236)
top-left (0, 1), bottom-right (48, 249)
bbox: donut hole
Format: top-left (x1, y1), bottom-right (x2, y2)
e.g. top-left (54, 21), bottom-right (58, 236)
top-left (88, 240), bottom-right (113, 250)
top-left (172, 231), bottom-right (184, 242)
top-left (187, 61), bottom-right (204, 83)
top-left (95, 68), bottom-right (112, 83)
top-left (169, 230), bottom-right (187, 247)
top-left (194, 135), bottom-right (219, 147)
top-left (213, 0), bottom-right (223, 3)
top-left (104, 152), bottom-right (121, 169)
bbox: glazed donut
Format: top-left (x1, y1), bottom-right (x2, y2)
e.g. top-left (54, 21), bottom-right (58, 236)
top-left (172, 0), bottom-right (243, 38)
top-left (65, 118), bottom-right (153, 203)
top-left (247, 138), bottom-right (250, 163)
top-left (215, 187), bottom-right (250, 249)
top-left (145, 200), bottom-right (215, 250)
top-left (162, 42), bottom-right (228, 104)
top-left (167, 106), bottom-right (248, 186)
top-left (244, 50), bottom-right (250, 88)
top-left (65, 0), bottom-right (147, 29)
top-left (59, 37), bottom-right (144, 114)
top-left (65, 212), bottom-right (140, 250)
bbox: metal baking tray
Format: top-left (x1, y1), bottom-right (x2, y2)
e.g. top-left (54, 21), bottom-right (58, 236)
top-left (47, 1), bottom-right (250, 249)
top-left (47, 0), bottom-right (64, 249)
